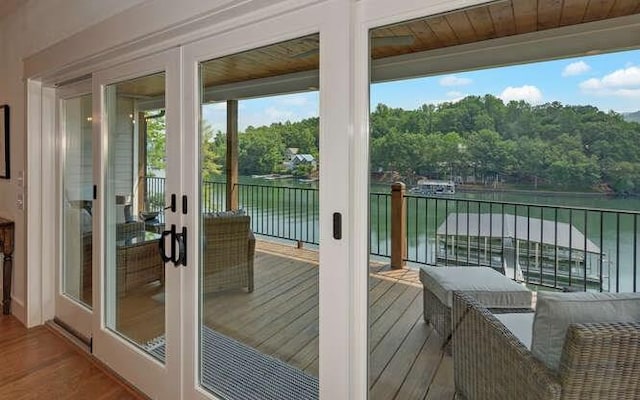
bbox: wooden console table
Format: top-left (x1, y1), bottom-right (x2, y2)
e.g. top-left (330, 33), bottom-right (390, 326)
top-left (0, 217), bottom-right (14, 314)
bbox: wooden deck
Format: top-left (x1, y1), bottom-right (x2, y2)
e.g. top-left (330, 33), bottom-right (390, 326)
top-left (117, 240), bottom-right (454, 399)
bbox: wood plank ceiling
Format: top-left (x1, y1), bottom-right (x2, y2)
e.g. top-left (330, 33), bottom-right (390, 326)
top-left (370, 0), bottom-right (640, 59)
top-left (119, 0), bottom-right (640, 98)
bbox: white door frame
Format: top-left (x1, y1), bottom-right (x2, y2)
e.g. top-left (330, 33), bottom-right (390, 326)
top-left (91, 48), bottom-right (182, 400)
top-left (181, 0), bottom-right (355, 398)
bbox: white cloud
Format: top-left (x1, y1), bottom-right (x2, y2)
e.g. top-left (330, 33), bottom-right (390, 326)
top-left (276, 94), bottom-right (309, 106)
top-left (579, 78), bottom-right (602, 90)
top-left (210, 102), bottom-right (227, 110)
top-left (446, 91), bottom-right (464, 98)
top-left (439, 75), bottom-right (472, 87)
top-left (265, 107), bottom-right (296, 120)
top-left (562, 61), bottom-right (591, 77)
top-left (499, 85), bottom-right (543, 104)
top-left (579, 66), bottom-right (640, 98)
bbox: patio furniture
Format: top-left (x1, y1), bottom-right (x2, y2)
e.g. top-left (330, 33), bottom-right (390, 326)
top-left (81, 221), bottom-right (164, 297)
top-left (116, 229), bottom-right (164, 296)
top-left (202, 214), bottom-right (255, 294)
top-left (452, 291), bottom-right (640, 400)
top-left (419, 266), bottom-right (532, 352)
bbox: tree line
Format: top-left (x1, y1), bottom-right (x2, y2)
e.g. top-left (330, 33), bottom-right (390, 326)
top-left (149, 94), bottom-right (640, 195)
top-left (370, 95), bottom-right (640, 194)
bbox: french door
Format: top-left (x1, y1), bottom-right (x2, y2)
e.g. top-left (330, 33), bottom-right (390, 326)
top-left (87, 1), bottom-right (354, 399)
top-left (92, 49), bottom-right (182, 399)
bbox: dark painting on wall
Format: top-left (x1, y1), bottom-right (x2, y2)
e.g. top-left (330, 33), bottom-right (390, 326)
top-left (0, 104), bottom-right (9, 179)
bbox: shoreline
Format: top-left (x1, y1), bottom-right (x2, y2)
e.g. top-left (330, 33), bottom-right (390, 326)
top-left (456, 185), bottom-right (611, 198)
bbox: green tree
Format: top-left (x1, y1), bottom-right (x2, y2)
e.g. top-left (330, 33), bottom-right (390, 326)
top-left (201, 122), bottom-right (225, 181)
top-left (145, 112), bottom-right (166, 174)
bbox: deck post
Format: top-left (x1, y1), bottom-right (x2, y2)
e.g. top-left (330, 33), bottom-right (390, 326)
top-left (391, 182), bottom-right (406, 269)
top-left (226, 99), bottom-right (239, 210)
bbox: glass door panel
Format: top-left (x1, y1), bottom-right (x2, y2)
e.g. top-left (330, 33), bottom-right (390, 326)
top-left (62, 93), bottom-right (93, 308)
top-left (104, 72), bottom-right (166, 357)
top-left (93, 48), bottom-right (180, 400)
top-left (197, 34), bottom-right (320, 399)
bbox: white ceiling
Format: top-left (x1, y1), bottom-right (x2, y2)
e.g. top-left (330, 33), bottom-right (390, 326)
top-left (0, 0), bottom-right (27, 20)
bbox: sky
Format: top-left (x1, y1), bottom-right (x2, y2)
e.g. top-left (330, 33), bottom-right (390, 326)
top-left (202, 48), bottom-right (640, 133)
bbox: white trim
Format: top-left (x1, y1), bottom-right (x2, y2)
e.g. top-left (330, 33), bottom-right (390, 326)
top-left (25, 0), bottom-right (322, 85)
top-left (318, 1), bottom-right (353, 398)
top-left (26, 79), bottom-right (43, 328)
top-left (349, 3), bottom-right (370, 400)
top-left (41, 86), bottom-right (57, 323)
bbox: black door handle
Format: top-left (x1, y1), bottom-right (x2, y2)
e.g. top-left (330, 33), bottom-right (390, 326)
top-left (175, 226), bottom-right (187, 266)
top-left (158, 229), bottom-right (173, 263)
top-left (158, 224), bottom-right (186, 267)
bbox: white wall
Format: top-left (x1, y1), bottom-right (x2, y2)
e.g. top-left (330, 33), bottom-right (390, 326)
top-left (0, 0), bottom-right (147, 324)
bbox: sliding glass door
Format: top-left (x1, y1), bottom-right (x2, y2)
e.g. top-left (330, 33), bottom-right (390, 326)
top-left (91, 49), bottom-right (181, 399)
top-left (182, 1), bottom-right (353, 398)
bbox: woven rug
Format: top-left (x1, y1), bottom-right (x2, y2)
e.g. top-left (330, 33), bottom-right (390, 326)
top-left (144, 326), bottom-right (318, 400)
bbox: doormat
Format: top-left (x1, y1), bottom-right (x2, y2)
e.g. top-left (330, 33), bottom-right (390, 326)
top-left (143, 326), bottom-right (319, 400)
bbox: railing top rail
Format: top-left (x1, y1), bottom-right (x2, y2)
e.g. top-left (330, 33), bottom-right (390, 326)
top-left (146, 176), bottom-right (637, 216)
top-left (233, 182), bottom-right (319, 193)
top-left (401, 193), bottom-right (640, 216)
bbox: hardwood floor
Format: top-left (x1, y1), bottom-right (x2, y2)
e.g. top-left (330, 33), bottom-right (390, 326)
top-left (0, 315), bottom-right (144, 400)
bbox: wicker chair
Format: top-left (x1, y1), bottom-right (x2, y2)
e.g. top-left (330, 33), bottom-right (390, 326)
top-left (202, 214), bottom-right (255, 294)
top-left (451, 291), bottom-right (640, 400)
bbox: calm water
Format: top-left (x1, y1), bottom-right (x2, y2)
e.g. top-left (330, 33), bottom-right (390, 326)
top-left (209, 177), bottom-right (640, 292)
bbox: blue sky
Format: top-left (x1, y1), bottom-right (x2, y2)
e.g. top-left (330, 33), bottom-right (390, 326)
top-left (203, 49), bottom-right (640, 133)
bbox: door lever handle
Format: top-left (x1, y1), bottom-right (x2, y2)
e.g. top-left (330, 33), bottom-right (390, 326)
top-left (175, 226), bottom-right (187, 266)
top-left (163, 194), bottom-right (177, 212)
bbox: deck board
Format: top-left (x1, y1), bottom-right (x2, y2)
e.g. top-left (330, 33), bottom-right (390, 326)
top-left (117, 241), bottom-right (454, 399)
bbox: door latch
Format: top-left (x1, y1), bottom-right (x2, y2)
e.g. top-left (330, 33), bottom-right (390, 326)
top-left (158, 224), bottom-right (187, 267)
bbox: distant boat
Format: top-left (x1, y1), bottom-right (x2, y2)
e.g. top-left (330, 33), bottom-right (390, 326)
top-left (435, 212), bottom-right (608, 290)
top-left (298, 178), bottom-right (318, 183)
top-left (263, 174), bottom-right (293, 180)
top-left (410, 179), bottom-right (455, 195)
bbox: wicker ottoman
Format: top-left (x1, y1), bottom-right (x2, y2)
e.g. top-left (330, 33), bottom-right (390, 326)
top-left (419, 266), bottom-right (532, 352)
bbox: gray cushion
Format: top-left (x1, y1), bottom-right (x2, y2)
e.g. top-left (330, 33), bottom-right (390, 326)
top-left (207, 209), bottom-right (246, 218)
top-left (496, 312), bottom-right (535, 350)
top-left (531, 291), bottom-right (640, 371)
top-left (419, 266), bottom-right (531, 308)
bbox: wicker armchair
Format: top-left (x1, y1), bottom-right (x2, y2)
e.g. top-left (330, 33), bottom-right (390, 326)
top-left (81, 221), bottom-right (163, 297)
top-left (202, 214), bottom-right (255, 294)
top-left (452, 291), bottom-right (640, 400)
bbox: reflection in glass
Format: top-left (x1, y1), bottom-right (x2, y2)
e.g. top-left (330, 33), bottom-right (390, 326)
top-left (104, 72), bottom-right (166, 360)
top-left (62, 94), bottom-right (93, 307)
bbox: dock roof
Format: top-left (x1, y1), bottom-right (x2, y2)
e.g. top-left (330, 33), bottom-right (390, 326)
top-left (437, 213), bottom-right (601, 254)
